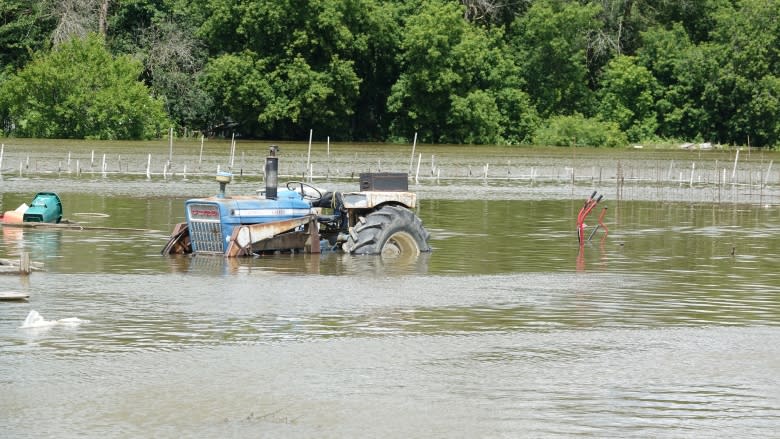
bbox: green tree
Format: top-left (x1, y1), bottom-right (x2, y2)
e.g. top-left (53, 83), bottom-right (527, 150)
top-left (705, 0), bottom-right (780, 147)
top-left (0, 0), bottom-right (56, 73)
top-left (597, 55), bottom-right (658, 142)
top-left (0, 33), bottom-right (170, 139)
top-left (388, 0), bottom-right (537, 144)
top-left (638, 24), bottom-right (714, 141)
top-left (639, 1), bottom-right (780, 147)
top-left (104, 0), bottom-right (211, 135)
top-left (197, 0), bottom-right (378, 140)
top-left (509, 0), bottom-right (602, 118)
top-left (534, 113), bottom-right (627, 148)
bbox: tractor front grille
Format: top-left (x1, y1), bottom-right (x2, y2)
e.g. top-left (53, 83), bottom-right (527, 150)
top-left (189, 220), bottom-right (224, 254)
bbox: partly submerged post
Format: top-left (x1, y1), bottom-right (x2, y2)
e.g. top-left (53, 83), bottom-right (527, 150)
top-left (199, 134), bottom-right (204, 169)
top-left (169, 127), bottom-right (174, 164)
top-left (306, 128), bottom-right (313, 176)
top-left (19, 252), bottom-right (31, 275)
top-left (409, 132), bottom-right (417, 173)
top-left (229, 133), bottom-right (236, 168)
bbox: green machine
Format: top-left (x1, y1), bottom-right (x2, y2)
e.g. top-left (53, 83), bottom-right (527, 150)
top-left (23, 192), bottom-right (63, 223)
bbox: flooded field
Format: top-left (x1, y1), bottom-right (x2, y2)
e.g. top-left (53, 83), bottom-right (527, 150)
top-left (1, 141), bottom-right (779, 437)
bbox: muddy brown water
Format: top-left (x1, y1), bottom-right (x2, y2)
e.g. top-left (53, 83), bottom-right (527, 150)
top-left (1, 141), bottom-right (779, 437)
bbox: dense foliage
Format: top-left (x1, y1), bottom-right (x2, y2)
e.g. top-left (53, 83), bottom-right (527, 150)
top-left (0, 0), bottom-right (777, 147)
top-left (0, 34), bottom-right (170, 139)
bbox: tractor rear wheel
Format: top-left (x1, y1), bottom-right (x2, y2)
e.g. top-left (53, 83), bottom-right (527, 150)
top-left (344, 205), bottom-right (431, 256)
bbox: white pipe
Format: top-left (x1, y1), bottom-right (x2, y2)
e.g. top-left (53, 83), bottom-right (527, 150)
top-left (409, 132), bottom-right (417, 172)
top-left (307, 128), bottom-right (313, 173)
top-left (415, 152), bottom-right (422, 183)
top-left (199, 134), bottom-right (204, 166)
top-left (169, 127), bottom-right (173, 164)
top-left (229, 133), bottom-right (235, 168)
top-left (765, 160), bottom-right (773, 186)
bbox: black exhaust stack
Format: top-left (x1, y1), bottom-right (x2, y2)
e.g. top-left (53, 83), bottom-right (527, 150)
top-left (265, 145), bottom-right (279, 199)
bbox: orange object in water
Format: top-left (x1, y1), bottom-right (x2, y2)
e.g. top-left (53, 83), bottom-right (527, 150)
top-left (2, 210), bottom-right (25, 224)
top-left (2, 203), bottom-right (28, 224)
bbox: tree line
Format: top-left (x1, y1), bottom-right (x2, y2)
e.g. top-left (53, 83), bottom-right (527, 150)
top-left (0, 0), bottom-right (778, 148)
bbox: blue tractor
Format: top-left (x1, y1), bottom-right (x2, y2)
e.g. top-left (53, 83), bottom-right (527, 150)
top-left (162, 146), bottom-right (431, 257)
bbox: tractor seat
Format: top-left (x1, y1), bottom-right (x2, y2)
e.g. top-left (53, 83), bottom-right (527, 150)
top-left (317, 214), bottom-right (337, 224)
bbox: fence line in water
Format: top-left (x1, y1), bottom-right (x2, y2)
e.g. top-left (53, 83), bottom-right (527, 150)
top-left (1, 146), bottom-right (778, 204)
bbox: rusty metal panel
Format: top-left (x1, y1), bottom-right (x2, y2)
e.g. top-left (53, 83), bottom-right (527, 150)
top-left (161, 222), bottom-right (191, 255)
top-left (225, 215), bottom-right (314, 257)
top-left (341, 191), bottom-right (416, 209)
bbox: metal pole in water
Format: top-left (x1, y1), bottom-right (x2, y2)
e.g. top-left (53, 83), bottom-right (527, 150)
top-left (102, 154), bottom-right (107, 177)
top-left (146, 154), bottom-right (151, 179)
top-left (732, 149), bottom-right (740, 182)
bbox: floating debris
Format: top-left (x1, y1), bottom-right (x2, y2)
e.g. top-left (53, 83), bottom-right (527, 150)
top-left (0, 291), bottom-right (29, 301)
top-left (19, 310), bottom-right (89, 329)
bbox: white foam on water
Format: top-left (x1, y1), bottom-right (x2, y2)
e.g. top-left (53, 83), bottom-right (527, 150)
top-left (19, 310), bottom-right (89, 329)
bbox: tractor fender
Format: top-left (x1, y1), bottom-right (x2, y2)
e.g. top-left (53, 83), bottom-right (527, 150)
top-left (341, 191), bottom-right (416, 210)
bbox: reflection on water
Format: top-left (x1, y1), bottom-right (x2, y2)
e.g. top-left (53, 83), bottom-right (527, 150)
top-left (1, 184), bottom-right (779, 437)
top-left (164, 251), bottom-right (432, 277)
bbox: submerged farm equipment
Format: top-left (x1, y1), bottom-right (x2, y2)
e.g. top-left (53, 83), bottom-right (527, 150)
top-left (577, 191), bottom-right (608, 244)
top-left (162, 146), bottom-right (431, 257)
top-left (1, 192), bottom-right (63, 225)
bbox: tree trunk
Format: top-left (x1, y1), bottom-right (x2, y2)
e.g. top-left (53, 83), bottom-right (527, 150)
top-left (98, 0), bottom-right (108, 36)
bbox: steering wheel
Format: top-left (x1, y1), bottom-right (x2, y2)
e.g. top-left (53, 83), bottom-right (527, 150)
top-left (286, 181), bottom-right (323, 202)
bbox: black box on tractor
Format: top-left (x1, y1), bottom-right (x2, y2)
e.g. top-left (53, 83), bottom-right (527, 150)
top-left (359, 172), bottom-right (409, 192)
